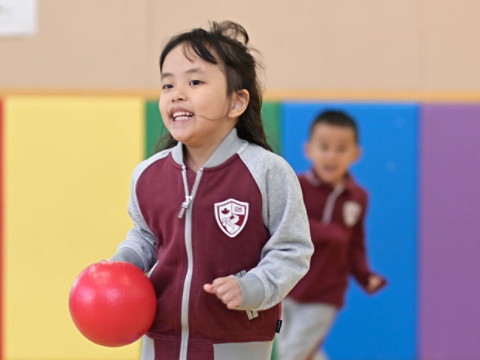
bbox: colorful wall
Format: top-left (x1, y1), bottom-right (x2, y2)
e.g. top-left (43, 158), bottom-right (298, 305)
top-left (0, 96), bottom-right (479, 360)
top-left (2, 1), bottom-right (480, 93)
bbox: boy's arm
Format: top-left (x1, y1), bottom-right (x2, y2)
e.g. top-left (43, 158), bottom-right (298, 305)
top-left (309, 216), bottom-right (350, 244)
top-left (350, 200), bottom-right (386, 294)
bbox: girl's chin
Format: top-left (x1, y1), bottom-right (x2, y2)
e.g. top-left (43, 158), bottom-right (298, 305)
top-left (168, 133), bottom-right (189, 145)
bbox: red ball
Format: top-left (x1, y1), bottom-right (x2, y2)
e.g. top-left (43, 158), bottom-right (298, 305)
top-left (69, 261), bottom-right (156, 347)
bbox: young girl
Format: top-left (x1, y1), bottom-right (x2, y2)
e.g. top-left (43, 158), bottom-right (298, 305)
top-left (110, 21), bottom-right (313, 360)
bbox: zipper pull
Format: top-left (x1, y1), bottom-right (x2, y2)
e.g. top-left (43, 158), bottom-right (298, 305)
top-left (178, 195), bottom-right (192, 219)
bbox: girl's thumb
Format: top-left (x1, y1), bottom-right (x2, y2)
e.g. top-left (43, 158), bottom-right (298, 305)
top-left (203, 283), bottom-right (215, 294)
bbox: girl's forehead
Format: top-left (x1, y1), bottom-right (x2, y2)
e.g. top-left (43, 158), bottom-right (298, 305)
top-left (164, 44), bottom-right (198, 64)
top-left (162, 43), bottom-right (225, 76)
top-left (167, 43), bottom-right (219, 65)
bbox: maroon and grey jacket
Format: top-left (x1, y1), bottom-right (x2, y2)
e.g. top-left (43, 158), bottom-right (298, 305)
top-left (112, 129), bottom-right (313, 360)
top-left (288, 170), bottom-right (386, 308)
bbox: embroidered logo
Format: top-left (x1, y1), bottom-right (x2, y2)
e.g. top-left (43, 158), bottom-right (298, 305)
top-left (214, 198), bottom-right (249, 238)
top-left (343, 201), bottom-right (362, 227)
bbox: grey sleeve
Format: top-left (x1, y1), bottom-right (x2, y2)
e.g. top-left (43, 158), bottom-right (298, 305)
top-left (236, 147), bottom-right (314, 311)
top-left (110, 155), bottom-right (165, 272)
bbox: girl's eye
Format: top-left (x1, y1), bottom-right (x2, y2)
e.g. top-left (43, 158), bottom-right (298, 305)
top-left (162, 84), bottom-right (173, 90)
top-left (190, 80), bottom-right (202, 86)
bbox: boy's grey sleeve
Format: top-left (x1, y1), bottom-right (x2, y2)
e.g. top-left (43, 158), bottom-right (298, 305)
top-left (237, 149), bottom-right (313, 311)
top-left (110, 161), bottom-right (158, 272)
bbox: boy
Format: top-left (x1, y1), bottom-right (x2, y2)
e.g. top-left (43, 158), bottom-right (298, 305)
top-left (277, 110), bottom-right (387, 360)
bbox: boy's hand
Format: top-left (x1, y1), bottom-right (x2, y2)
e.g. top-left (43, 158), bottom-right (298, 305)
top-left (366, 274), bottom-right (386, 293)
top-left (203, 276), bottom-right (242, 309)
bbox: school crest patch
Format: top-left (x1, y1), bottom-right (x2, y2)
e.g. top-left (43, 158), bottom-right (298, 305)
top-left (343, 201), bottom-right (362, 227)
top-left (214, 198), bottom-right (249, 238)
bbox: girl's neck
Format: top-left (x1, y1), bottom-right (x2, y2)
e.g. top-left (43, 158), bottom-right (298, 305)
top-left (183, 126), bottom-right (236, 172)
top-left (184, 142), bottom-right (219, 172)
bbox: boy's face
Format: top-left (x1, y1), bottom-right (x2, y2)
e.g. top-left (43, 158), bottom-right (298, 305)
top-left (306, 123), bottom-right (360, 186)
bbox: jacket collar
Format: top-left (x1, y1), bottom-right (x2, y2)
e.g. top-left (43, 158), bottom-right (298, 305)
top-left (305, 168), bottom-right (358, 193)
top-left (170, 128), bottom-right (248, 168)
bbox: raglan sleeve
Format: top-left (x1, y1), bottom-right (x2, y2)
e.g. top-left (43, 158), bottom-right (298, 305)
top-left (110, 161), bottom-right (158, 272)
top-left (236, 155), bottom-right (314, 311)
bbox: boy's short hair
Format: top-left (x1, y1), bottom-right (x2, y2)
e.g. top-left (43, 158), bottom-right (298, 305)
top-left (309, 110), bottom-right (359, 144)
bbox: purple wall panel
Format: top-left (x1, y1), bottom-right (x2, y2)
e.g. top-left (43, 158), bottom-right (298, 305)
top-left (420, 104), bottom-right (480, 360)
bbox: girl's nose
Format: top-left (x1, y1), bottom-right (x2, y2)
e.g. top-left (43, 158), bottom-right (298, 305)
top-left (172, 94), bottom-right (185, 102)
top-left (171, 88), bottom-right (186, 102)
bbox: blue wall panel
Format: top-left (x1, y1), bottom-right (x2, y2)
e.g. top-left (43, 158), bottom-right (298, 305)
top-left (281, 102), bottom-right (418, 360)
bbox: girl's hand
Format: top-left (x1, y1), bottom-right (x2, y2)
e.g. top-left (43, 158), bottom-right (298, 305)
top-left (366, 274), bottom-right (386, 293)
top-left (203, 276), bottom-right (242, 309)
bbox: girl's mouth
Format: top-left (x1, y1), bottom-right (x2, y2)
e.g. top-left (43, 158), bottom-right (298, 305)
top-left (172, 111), bottom-right (194, 122)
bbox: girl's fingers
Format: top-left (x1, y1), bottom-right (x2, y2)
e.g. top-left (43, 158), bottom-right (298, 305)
top-left (226, 297), bottom-right (241, 309)
top-left (204, 277), bottom-right (242, 309)
top-left (203, 283), bottom-right (215, 293)
top-left (220, 290), bottom-right (236, 303)
top-left (204, 277), bottom-right (227, 294)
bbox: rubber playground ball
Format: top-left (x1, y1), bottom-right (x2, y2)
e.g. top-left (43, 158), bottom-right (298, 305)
top-left (69, 261), bottom-right (157, 347)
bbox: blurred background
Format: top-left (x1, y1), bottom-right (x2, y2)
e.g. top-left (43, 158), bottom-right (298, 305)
top-left (0, 1), bottom-right (479, 359)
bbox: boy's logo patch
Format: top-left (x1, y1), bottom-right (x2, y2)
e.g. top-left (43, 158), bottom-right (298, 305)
top-left (343, 201), bottom-right (362, 227)
top-left (214, 199), bottom-right (249, 238)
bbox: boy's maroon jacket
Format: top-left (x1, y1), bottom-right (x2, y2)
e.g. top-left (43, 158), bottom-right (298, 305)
top-left (288, 170), bottom-right (385, 308)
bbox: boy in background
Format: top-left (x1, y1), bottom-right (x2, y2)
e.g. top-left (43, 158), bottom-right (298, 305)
top-left (277, 110), bottom-right (387, 360)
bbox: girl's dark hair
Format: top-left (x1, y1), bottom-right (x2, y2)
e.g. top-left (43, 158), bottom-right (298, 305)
top-left (309, 110), bottom-right (359, 144)
top-left (156, 20), bottom-right (272, 152)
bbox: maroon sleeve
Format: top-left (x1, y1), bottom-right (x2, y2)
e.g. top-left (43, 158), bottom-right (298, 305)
top-left (350, 198), bottom-right (387, 294)
top-left (350, 196), bottom-right (375, 291)
top-left (308, 216), bottom-right (350, 245)
top-left (349, 211), bottom-right (373, 287)
top-left (349, 197), bottom-right (386, 293)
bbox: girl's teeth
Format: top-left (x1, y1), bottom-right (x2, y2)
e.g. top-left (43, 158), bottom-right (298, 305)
top-left (173, 112), bottom-right (193, 121)
top-left (173, 112), bottom-right (192, 116)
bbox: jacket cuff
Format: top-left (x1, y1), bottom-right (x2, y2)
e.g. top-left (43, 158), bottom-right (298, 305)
top-left (236, 273), bottom-right (265, 310)
top-left (110, 248), bottom-right (145, 271)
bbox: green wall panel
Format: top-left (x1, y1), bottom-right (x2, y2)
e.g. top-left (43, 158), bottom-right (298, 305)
top-left (261, 102), bottom-right (282, 154)
top-left (145, 100), bottom-right (167, 158)
top-left (145, 100), bottom-right (282, 157)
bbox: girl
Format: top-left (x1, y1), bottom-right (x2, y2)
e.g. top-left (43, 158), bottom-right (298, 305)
top-left (111, 21), bottom-right (313, 360)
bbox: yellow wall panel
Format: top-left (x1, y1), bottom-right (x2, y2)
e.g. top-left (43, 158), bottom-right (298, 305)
top-left (4, 97), bottom-right (144, 359)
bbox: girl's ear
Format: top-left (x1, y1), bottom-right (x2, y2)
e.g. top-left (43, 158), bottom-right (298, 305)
top-left (228, 89), bottom-right (249, 118)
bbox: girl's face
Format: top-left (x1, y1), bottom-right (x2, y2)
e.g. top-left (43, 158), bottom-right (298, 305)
top-left (306, 123), bottom-right (360, 185)
top-left (159, 44), bottom-right (241, 150)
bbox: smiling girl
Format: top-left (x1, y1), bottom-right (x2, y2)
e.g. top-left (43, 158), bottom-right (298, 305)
top-left (110, 21), bottom-right (313, 360)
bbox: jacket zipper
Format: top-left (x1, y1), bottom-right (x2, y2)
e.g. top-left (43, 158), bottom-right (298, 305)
top-left (322, 184), bottom-right (344, 224)
top-left (178, 165), bottom-right (204, 360)
top-left (178, 165), bottom-right (203, 219)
